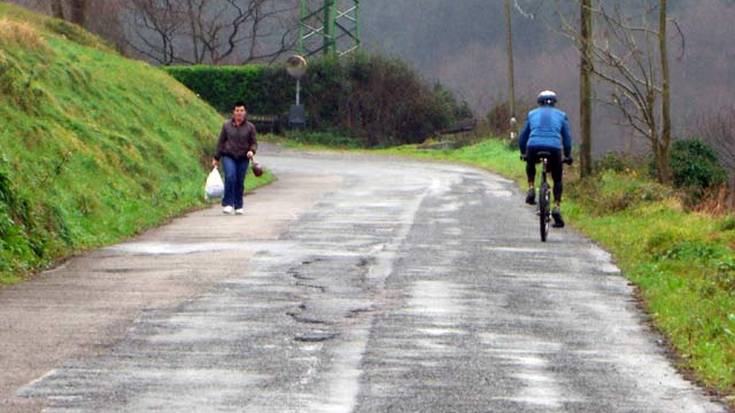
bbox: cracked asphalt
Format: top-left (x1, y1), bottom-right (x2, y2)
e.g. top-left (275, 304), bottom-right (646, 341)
top-left (2, 148), bottom-right (727, 412)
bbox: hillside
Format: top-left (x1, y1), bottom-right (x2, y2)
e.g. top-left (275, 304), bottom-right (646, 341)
top-left (0, 4), bottom-right (243, 283)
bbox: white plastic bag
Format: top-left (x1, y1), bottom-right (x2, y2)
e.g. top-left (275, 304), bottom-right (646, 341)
top-left (204, 167), bottom-right (224, 200)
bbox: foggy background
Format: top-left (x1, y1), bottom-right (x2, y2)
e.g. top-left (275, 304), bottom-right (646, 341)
top-left (362, 0), bottom-right (735, 154)
top-left (9, 0), bottom-right (735, 155)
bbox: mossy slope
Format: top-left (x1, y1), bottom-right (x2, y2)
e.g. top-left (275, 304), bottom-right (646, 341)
top-left (0, 4), bottom-right (240, 283)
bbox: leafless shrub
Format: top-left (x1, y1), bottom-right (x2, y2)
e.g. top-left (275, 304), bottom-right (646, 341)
top-left (123, 0), bottom-right (297, 65)
top-left (699, 106), bottom-right (735, 209)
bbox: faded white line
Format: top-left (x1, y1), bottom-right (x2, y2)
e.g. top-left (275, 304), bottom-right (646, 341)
top-left (17, 369), bottom-right (58, 397)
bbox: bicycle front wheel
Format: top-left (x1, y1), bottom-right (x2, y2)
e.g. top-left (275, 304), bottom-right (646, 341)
top-left (539, 182), bottom-right (550, 242)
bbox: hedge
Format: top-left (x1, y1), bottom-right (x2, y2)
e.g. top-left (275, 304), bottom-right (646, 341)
top-left (164, 64), bottom-right (292, 115)
top-left (165, 54), bottom-right (472, 146)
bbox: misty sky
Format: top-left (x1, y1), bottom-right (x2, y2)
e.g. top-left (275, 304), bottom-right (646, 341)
top-left (361, 0), bottom-right (735, 154)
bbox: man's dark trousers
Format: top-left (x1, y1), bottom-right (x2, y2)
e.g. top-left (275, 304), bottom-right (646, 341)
top-left (221, 156), bottom-right (249, 209)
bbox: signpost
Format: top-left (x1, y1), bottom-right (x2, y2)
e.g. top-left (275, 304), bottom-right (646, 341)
top-left (286, 55), bottom-right (308, 129)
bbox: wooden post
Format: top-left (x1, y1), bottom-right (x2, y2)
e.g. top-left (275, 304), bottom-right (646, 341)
top-left (504, 0), bottom-right (517, 140)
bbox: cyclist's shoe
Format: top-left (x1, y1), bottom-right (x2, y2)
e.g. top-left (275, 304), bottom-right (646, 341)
top-left (525, 188), bottom-right (536, 205)
top-left (552, 207), bottom-right (565, 228)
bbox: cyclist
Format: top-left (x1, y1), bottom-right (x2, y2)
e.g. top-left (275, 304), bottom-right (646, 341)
top-left (519, 90), bottom-right (573, 228)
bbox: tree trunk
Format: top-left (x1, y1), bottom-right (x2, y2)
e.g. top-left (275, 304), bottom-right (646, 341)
top-left (186, 0), bottom-right (201, 64)
top-left (658, 0), bottom-right (672, 183)
top-left (51, 0), bottom-right (64, 20)
top-left (70, 0), bottom-right (88, 27)
top-left (656, 140), bottom-right (669, 184)
top-left (579, 0), bottom-right (593, 177)
top-left (729, 174), bottom-right (735, 210)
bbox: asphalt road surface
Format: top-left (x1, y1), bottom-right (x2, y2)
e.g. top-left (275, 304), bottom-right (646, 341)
top-left (2, 148), bottom-right (727, 412)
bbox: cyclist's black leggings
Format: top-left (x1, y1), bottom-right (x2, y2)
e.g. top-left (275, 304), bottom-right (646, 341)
top-left (526, 147), bottom-right (563, 202)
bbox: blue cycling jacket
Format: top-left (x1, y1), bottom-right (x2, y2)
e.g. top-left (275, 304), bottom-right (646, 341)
top-left (518, 107), bottom-right (573, 157)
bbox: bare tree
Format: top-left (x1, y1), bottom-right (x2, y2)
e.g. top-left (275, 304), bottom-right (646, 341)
top-left (125, 0), bottom-right (297, 65)
top-left (700, 106), bottom-right (735, 208)
top-left (125, 0), bottom-right (184, 65)
top-left (51, 0), bottom-right (65, 19)
top-left (559, 1), bottom-right (679, 183)
top-left (85, 0), bottom-right (127, 52)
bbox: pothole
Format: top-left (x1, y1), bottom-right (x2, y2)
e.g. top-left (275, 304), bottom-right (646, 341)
top-left (294, 331), bottom-right (338, 342)
top-left (286, 310), bottom-right (331, 325)
top-left (288, 269), bottom-right (314, 281)
top-left (347, 307), bottom-right (375, 318)
top-left (297, 283), bottom-right (326, 293)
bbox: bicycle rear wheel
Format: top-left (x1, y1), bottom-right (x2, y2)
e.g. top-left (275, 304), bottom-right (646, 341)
top-left (539, 182), bottom-right (550, 242)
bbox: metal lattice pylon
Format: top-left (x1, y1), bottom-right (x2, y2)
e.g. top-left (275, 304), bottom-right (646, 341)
top-left (299, 0), bottom-right (360, 57)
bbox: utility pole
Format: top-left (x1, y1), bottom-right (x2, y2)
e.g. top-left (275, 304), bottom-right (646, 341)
top-left (504, 0), bottom-right (517, 140)
top-left (658, 0), bottom-right (672, 183)
top-left (580, 0), bottom-right (593, 177)
top-left (299, 0), bottom-right (361, 57)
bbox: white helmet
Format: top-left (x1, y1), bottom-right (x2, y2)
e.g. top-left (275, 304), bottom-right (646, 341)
top-left (537, 90), bottom-right (558, 106)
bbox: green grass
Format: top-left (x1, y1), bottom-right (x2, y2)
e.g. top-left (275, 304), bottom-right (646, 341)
top-left (568, 196), bottom-right (735, 393)
top-left (276, 136), bottom-right (735, 402)
top-left (0, 4), bottom-right (274, 284)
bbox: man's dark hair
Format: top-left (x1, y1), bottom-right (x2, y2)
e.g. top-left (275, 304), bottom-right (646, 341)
top-left (233, 101), bottom-right (246, 110)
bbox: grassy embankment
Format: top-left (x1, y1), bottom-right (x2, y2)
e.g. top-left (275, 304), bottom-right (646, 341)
top-left (275, 136), bottom-right (735, 403)
top-left (0, 4), bottom-right (274, 284)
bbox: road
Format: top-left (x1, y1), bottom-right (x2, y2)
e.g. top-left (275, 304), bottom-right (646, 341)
top-left (1, 148), bottom-right (726, 412)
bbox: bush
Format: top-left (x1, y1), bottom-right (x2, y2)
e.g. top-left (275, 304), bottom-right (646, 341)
top-left (165, 64), bottom-right (292, 115)
top-left (668, 139), bottom-right (727, 201)
top-left (645, 228), bottom-right (685, 256)
top-left (718, 215), bottom-right (735, 231)
top-left (328, 54), bottom-right (458, 146)
top-left (486, 100), bottom-right (532, 138)
top-left (166, 53), bottom-right (469, 147)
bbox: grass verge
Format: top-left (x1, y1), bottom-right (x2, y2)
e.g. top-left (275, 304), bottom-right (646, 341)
top-left (0, 4), bottom-right (275, 284)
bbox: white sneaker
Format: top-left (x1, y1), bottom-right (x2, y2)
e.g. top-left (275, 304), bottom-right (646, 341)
top-left (223, 206), bottom-right (234, 214)
top-left (235, 208), bottom-right (244, 215)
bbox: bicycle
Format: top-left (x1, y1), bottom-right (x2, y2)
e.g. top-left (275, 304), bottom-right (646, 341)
top-left (521, 151), bottom-right (553, 242)
top-left (522, 151), bottom-right (573, 241)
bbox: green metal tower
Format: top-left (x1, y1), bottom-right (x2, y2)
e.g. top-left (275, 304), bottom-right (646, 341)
top-left (299, 0), bottom-right (360, 57)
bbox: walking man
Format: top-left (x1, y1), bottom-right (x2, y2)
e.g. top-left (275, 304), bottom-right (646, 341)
top-left (212, 101), bottom-right (257, 215)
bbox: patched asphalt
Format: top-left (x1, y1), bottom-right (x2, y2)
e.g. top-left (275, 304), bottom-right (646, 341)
top-left (8, 150), bottom-right (727, 412)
